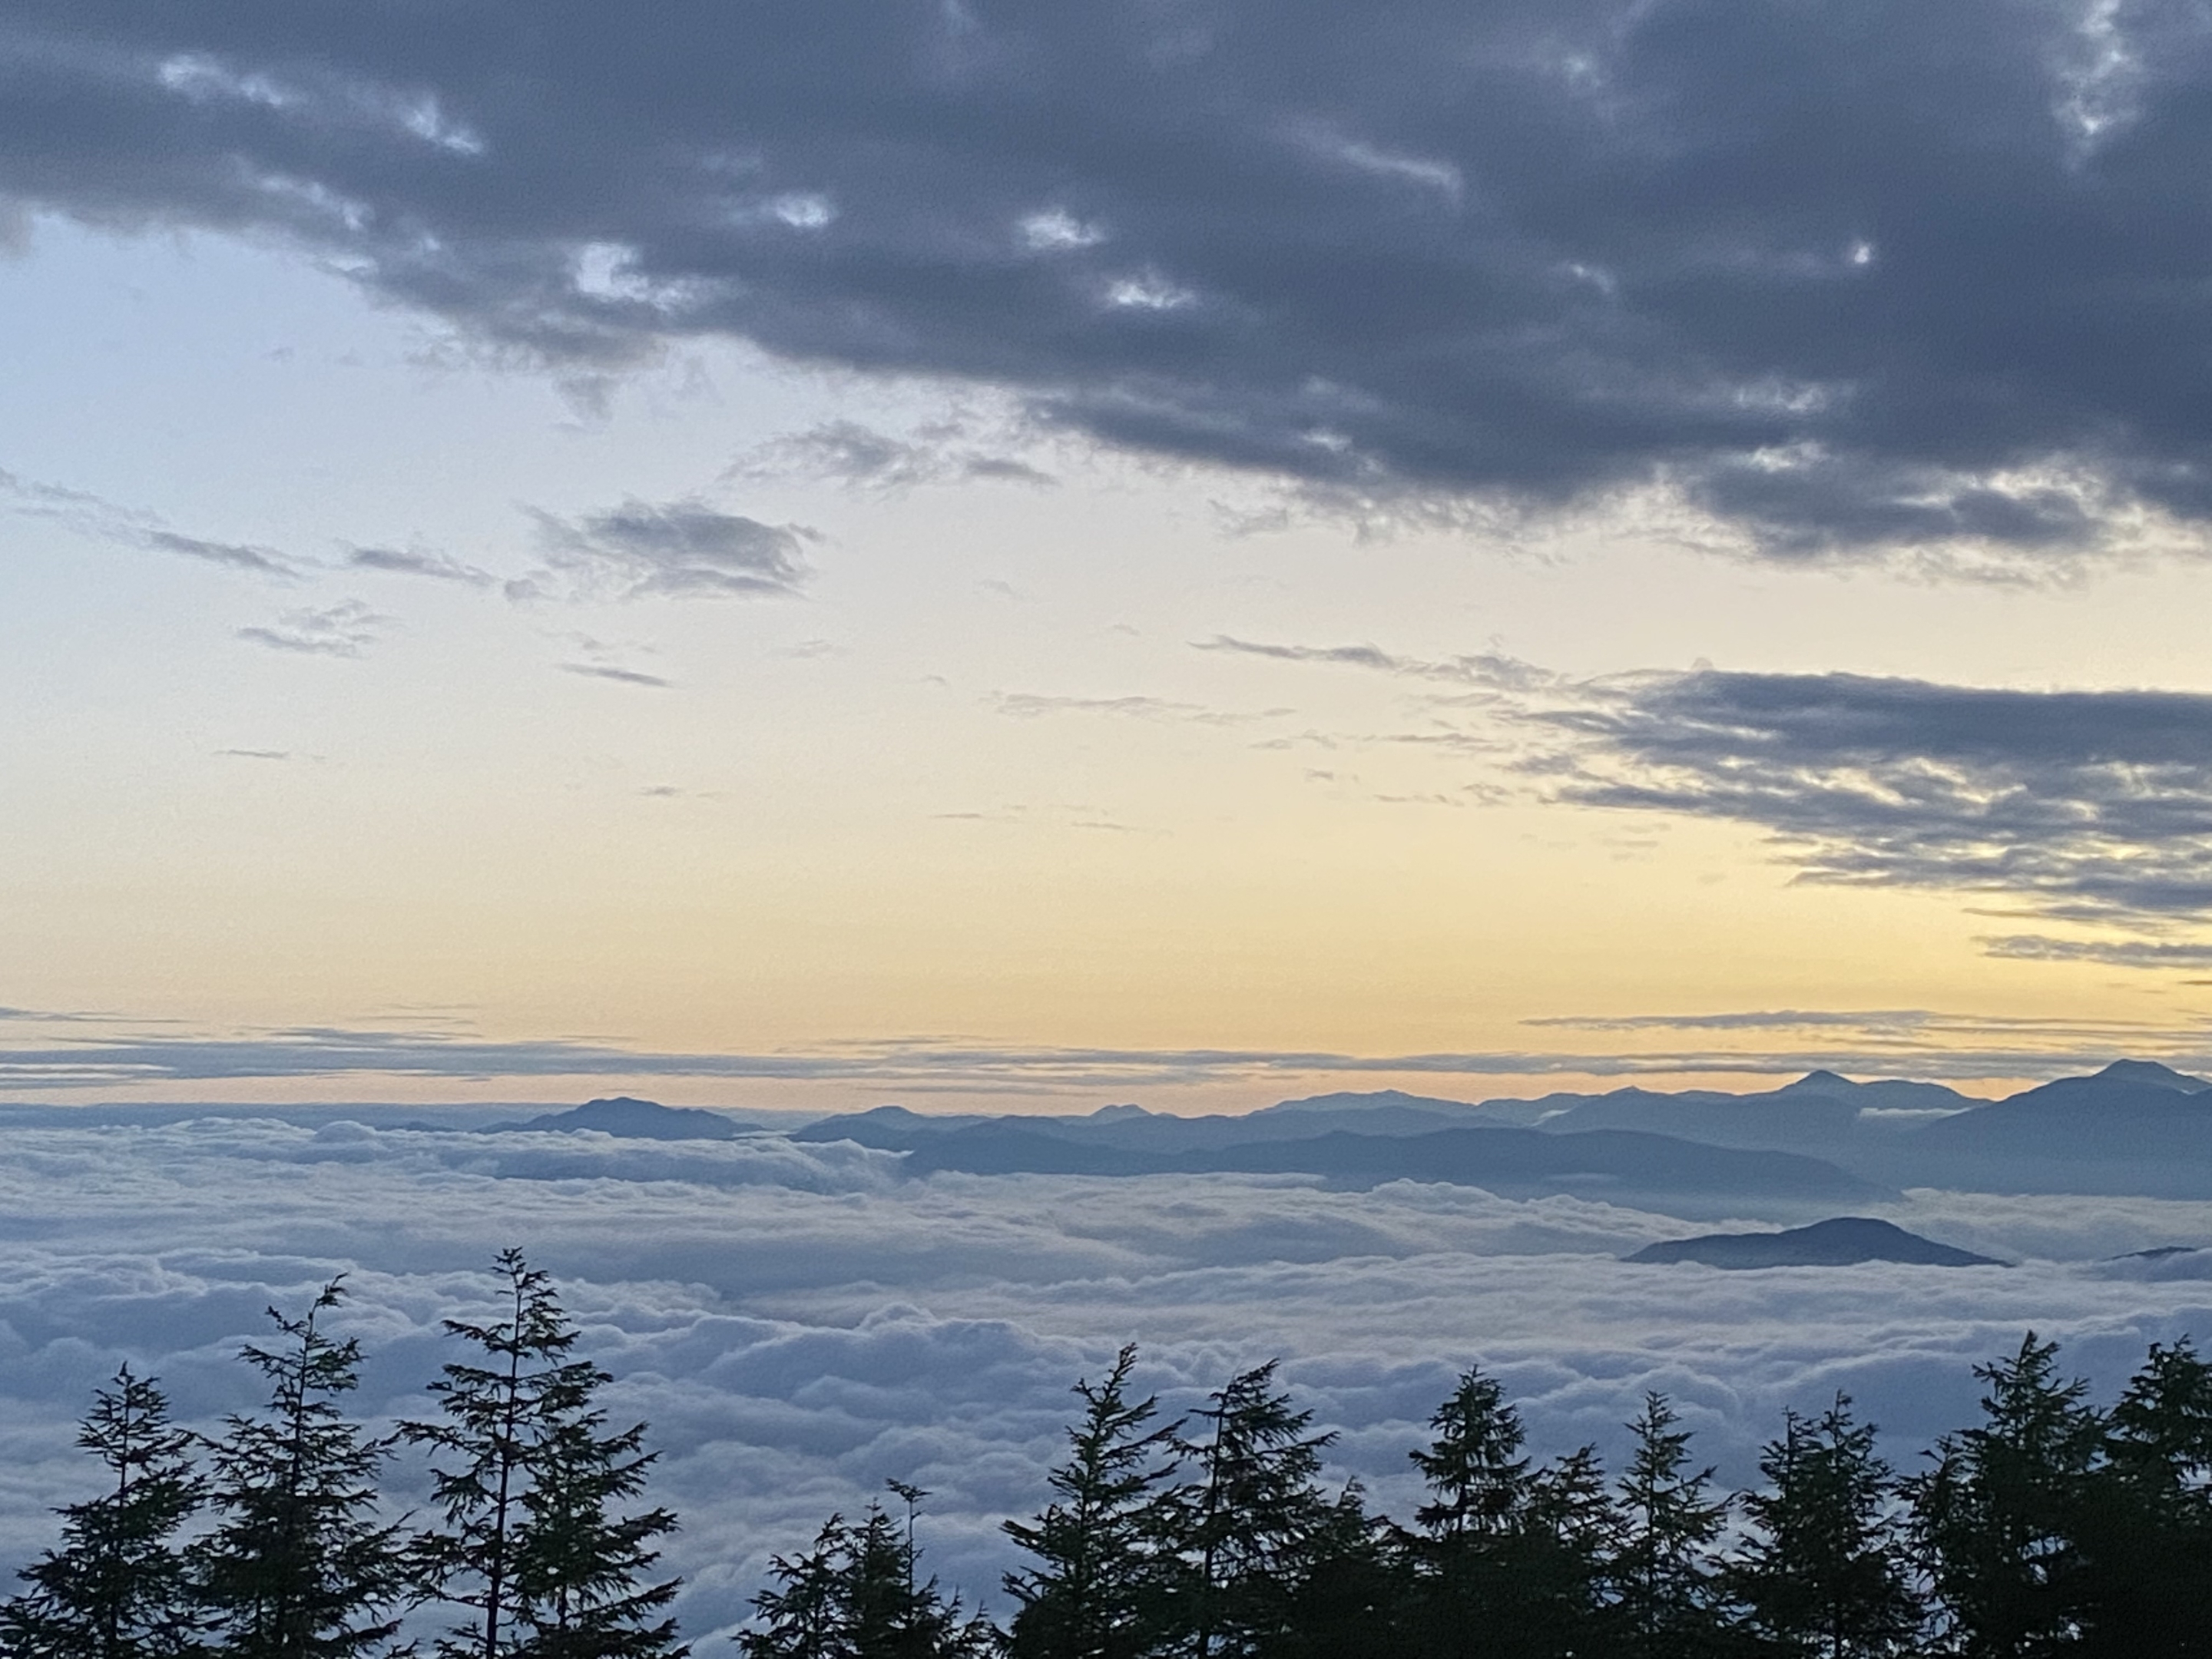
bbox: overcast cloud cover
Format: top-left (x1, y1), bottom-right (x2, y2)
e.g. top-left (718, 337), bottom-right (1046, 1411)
top-left (0, 1117), bottom-right (2207, 1642)
top-left (8, 0), bottom-right (2212, 561)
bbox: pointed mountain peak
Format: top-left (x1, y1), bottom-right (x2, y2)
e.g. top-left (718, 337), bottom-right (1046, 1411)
top-left (1781, 1069), bottom-right (1857, 1093)
top-left (2091, 1059), bottom-right (2212, 1093)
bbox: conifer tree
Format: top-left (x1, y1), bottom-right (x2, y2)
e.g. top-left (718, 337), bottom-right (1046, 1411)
top-left (1403, 1371), bottom-right (1611, 1659)
top-left (1609, 1392), bottom-right (1732, 1659)
top-left (2075, 1338), bottom-right (2212, 1654)
top-left (1176, 1362), bottom-right (1336, 1659)
top-left (0, 1366), bottom-right (204, 1659)
top-left (403, 1250), bottom-right (685, 1659)
top-left (192, 1281), bottom-right (409, 1659)
top-left (740, 1500), bottom-right (996, 1659)
top-left (1907, 1333), bottom-right (2104, 1658)
top-left (1411, 1369), bottom-right (1532, 1543)
top-left (1003, 1344), bottom-right (1183, 1659)
top-left (509, 1368), bottom-right (684, 1657)
top-left (1266, 1482), bottom-right (1402, 1659)
top-left (740, 1518), bottom-right (853, 1659)
top-left (1733, 1396), bottom-right (1919, 1658)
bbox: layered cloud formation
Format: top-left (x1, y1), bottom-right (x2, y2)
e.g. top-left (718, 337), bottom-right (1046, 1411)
top-left (1204, 636), bottom-right (2212, 959)
top-left (0, 1114), bottom-right (2206, 1641)
top-left (9, 0), bottom-right (2212, 558)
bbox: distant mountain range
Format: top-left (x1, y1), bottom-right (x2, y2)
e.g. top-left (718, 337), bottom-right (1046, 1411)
top-left (133, 1057), bottom-right (2200, 1214)
top-left (1625, 1217), bottom-right (2004, 1270)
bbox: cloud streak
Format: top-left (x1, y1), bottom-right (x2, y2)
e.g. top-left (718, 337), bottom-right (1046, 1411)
top-left (4, 465), bottom-right (299, 576)
top-left (5, 1015), bottom-right (2211, 1095)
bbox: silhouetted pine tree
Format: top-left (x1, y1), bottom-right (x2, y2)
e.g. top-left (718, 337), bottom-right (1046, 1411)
top-left (508, 1359), bottom-right (684, 1657)
top-left (2073, 1339), bottom-right (2212, 1656)
top-left (404, 1250), bottom-right (685, 1659)
top-left (191, 1281), bottom-right (409, 1659)
top-left (1402, 1369), bottom-right (1611, 1659)
top-left (1732, 1395), bottom-right (1920, 1658)
top-left (0, 1366), bottom-right (204, 1659)
top-left (1174, 1362), bottom-right (1336, 1659)
top-left (739, 1501), bottom-right (995, 1659)
top-left (1263, 1483), bottom-right (1402, 1659)
top-left (1412, 1369), bottom-right (1532, 1544)
top-left (1908, 1333), bottom-right (2104, 1658)
top-left (1609, 1392), bottom-right (1733, 1659)
top-left (740, 1517), bottom-right (851, 1659)
top-left (1003, 1345), bottom-right (1183, 1659)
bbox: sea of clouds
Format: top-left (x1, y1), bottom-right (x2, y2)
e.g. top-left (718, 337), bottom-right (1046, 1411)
top-left (0, 1117), bottom-right (2207, 1642)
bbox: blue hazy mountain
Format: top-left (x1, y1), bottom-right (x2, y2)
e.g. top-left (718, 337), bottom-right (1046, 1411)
top-left (1625, 1216), bottom-right (2003, 1269)
top-left (456, 1058), bottom-right (2212, 1199)
top-left (896, 1120), bottom-right (1886, 1217)
top-left (491, 1096), bottom-right (752, 1140)
top-left (1896, 1060), bottom-right (2212, 1195)
top-left (795, 1093), bottom-right (1505, 1153)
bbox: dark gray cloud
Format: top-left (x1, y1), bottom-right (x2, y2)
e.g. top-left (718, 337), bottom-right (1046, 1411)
top-left (1548, 671), bottom-right (2212, 929)
top-left (10, 2), bottom-right (2212, 558)
top-left (1207, 637), bottom-right (2212, 954)
top-left (1979, 934), bottom-right (2212, 969)
top-left (525, 498), bottom-right (811, 600)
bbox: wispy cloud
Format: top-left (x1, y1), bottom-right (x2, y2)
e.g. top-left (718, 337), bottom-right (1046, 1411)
top-left (4, 466), bottom-right (300, 577)
top-left (992, 691), bottom-right (1290, 727)
top-left (1194, 636), bottom-right (1555, 694)
top-left (346, 545), bottom-right (495, 585)
top-left (561, 661), bottom-right (673, 689)
top-left (237, 600), bottom-right (389, 657)
top-left (734, 419), bottom-right (1057, 492)
top-left (523, 498), bottom-right (813, 600)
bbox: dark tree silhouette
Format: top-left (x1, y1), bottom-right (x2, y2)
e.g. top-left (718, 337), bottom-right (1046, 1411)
top-left (740, 1501), bottom-right (995, 1659)
top-left (1908, 1333), bottom-right (2104, 1658)
top-left (191, 1282), bottom-right (409, 1659)
top-left (1003, 1344), bottom-right (1184, 1659)
top-left (1733, 1396), bottom-right (1919, 1658)
top-left (2073, 1339), bottom-right (2212, 1656)
top-left (1402, 1369), bottom-right (1610, 1659)
top-left (404, 1249), bottom-right (684, 1659)
top-left (1610, 1392), bottom-right (1733, 1659)
top-left (1174, 1362), bottom-right (1337, 1659)
top-left (0, 1366), bottom-right (204, 1659)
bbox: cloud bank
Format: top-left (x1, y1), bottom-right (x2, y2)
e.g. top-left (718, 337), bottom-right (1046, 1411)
top-left (10, 1), bottom-right (2212, 559)
top-left (0, 1115), bottom-right (2204, 1644)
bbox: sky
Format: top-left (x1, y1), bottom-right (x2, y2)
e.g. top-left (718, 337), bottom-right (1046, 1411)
top-left (11, 0), bottom-right (2212, 1109)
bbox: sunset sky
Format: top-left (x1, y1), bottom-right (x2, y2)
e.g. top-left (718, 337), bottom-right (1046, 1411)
top-left (10, 0), bottom-right (2212, 1110)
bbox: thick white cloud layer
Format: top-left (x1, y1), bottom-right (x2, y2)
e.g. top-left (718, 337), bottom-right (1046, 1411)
top-left (0, 1118), bottom-right (2206, 1642)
